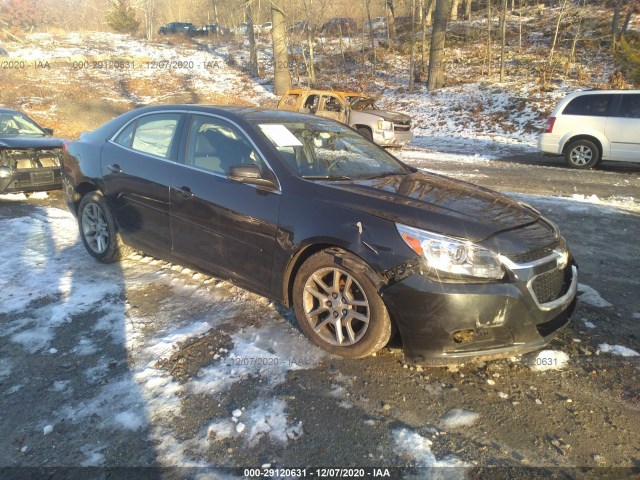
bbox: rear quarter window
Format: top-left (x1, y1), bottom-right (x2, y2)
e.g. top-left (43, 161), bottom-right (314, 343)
top-left (562, 94), bottom-right (613, 116)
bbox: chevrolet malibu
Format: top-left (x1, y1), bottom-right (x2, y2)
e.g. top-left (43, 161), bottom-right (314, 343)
top-left (62, 106), bottom-right (578, 364)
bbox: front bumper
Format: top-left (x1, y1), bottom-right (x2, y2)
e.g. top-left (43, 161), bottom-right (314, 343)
top-left (382, 257), bottom-right (578, 366)
top-left (0, 167), bottom-right (62, 194)
top-left (373, 129), bottom-right (413, 147)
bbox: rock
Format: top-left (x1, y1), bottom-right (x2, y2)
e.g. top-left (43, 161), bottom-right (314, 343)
top-left (487, 379), bottom-right (496, 385)
top-left (20, 446), bottom-right (28, 453)
top-left (535, 399), bottom-right (543, 405)
top-left (498, 392), bottom-right (509, 399)
top-left (43, 425), bottom-right (53, 435)
top-left (236, 422), bottom-right (245, 433)
top-left (382, 403), bottom-right (391, 411)
top-left (593, 454), bottom-right (606, 464)
top-left (232, 409), bottom-right (242, 418)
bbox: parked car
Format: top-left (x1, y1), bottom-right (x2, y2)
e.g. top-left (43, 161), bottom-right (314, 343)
top-left (259, 22), bottom-right (273, 35)
top-left (0, 108), bottom-right (64, 194)
top-left (321, 17), bottom-right (357, 36)
top-left (539, 89), bottom-right (640, 169)
top-left (196, 23), bottom-right (230, 36)
top-left (158, 22), bottom-right (197, 36)
top-left (278, 89), bottom-right (413, 147)
top-left (364, 16), bottom-right (386, 32)
top-left (62, 105), bottom-right (577, 363)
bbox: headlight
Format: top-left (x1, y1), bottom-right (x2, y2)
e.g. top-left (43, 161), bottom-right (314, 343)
top-left (396, 224), bottom-right (504, 280)
top-left (378, 120), bottom-right (393, 131)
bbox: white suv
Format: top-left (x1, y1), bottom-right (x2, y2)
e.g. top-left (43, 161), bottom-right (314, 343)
top-left (538, 90), bottom-right (640, 169)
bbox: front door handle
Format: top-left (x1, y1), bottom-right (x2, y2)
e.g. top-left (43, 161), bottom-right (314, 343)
top-left (106, 163), bottom-right (122, 174)
top-left (175, 186), bottom-right (193, 200)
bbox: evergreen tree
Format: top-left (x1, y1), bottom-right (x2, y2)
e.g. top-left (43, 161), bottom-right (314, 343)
top-left (106, 0), bottom-right (140, 34)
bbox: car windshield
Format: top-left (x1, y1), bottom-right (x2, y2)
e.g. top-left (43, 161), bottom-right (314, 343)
top-left (256, 119), bottom-right (412, 180)
top-left (0, 112), bottom-right (46, 136)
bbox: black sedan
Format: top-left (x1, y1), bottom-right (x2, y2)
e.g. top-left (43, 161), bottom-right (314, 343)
top-left (62, 105), bottom-right (578, 364)
top-left (0, 109), bottom-right (64, 194)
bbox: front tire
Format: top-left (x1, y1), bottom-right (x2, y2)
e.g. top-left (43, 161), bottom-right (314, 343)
top-left (357, 127), bottom-right (373, 142)
top-left (78, 192), bottom-right (129, 263)
top-left (292, 249), bottom-right (391, 358)
top-left (565, 139), bottom-right (600, 169)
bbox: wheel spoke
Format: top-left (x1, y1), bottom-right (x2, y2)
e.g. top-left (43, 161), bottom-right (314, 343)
top-left (304, 285), bottom-right (327, 302)
top-left (334, 318), bottom-right (344, 344)
top-left (332, 268), bottom-right (341, 293)
top-left (314, 317), bottom-right (333, 333)
top-left (345, 321), bottom-right (357, 343)
top-left (348, 310), bottom-right (369, 323)
top-left (311, 273), bottom-right (331, 294)
top-left (307, 305), bottom-right (328, 318)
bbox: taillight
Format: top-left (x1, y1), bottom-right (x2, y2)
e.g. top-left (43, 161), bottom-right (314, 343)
top-left (544, 117), bottom-right (556, 134)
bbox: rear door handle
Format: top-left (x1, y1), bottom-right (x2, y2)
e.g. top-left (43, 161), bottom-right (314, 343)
top-left (175, 186), bottom-right (193, 200)
top-left (106, 163), bottom-right (122, 174)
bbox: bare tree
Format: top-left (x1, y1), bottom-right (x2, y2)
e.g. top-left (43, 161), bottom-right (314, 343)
top-left (386, 0), bottom-right (396, 49)
top-left (484, 0), bottom-right (492, 76)
top-left (611, 0), bottom-right (624, 47)
top-left (499, 0), bottom-right (507, 81)
top-left (450, 0), bottom-right (460, 20)
top-left (409, 0), bottom-right (417, 92)
top-left (427, 0), bottom-right (450, 90)
top-left (271, 0), bottom-right (291, 95)
top-left (246, 1), bottom-right (259, 76)
top-left (621, 2), bottom-right (638, 35)
top-left (365, 0), bottom-right (376, 74)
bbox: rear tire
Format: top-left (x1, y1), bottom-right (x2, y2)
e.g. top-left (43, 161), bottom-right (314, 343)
top-left (78, 192), bottom-right (131, 263)
top-left (565, 139), bottom-right (600, 169)
top-left (292, 249), bottom-right (391, 358)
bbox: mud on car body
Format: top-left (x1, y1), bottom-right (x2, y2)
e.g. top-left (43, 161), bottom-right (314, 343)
top-left (62, 105), bottom-right (577, 364)
top-left (0, 109), bottom-right (64, 194)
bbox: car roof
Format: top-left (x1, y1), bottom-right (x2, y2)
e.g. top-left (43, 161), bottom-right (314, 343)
top-left (282, 89), bottom-right (368, 99)
top-left (0, 108), bottom-right (22, 114)
top-left (117, 104), bottom-right (322, 124)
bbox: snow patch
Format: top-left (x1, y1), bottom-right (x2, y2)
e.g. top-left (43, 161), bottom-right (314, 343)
top-left (583, 320), bottom-right (596, 329)
top-left (114, 411), bottom-right (145, 431)
top-left (577, 284), bottom-right (613, 308)
top-left (597, 344), bottom-right (640, 357)
top-left (0, 359), bottom-right (12, 380)
top-left (392, 428), bottom-right (468, 471)
top-left (440, 409), bottom-right (480, 429)
top-left (246, 399), bottom-right (303, 446)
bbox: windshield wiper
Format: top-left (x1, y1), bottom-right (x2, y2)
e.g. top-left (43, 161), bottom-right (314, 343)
top-left (361, 171), bottom-right (406, 180)
top-left (301, 175), bottom-right (353, 181)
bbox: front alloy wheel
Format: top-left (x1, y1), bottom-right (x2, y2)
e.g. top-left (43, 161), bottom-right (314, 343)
top-left (293, 249), bottom-right (392, 358)
top-left (81, 202), bottom-right (109, 254)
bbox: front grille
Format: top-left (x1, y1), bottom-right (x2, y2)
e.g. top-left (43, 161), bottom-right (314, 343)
top-left (394, 121), bottom-right (411, 132)
top-left (507, 240), bottom-right (559, 263)
top-left (531, 268), bottom-right (565, 304)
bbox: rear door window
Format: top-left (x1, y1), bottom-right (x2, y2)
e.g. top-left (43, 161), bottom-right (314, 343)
top-left (114, 113), bottom-right (181, 160)
top-left (617, 94), bottom-right (640, 119)
top-left (562, 94), bottom-right (613, 116)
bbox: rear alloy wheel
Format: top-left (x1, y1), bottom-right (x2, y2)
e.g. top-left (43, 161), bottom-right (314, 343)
top-left (78, 191), bottom-right (130, 263)
top-left (293, 249), bottom-right (391, 358)
top-left (565, 139), bottom-right (600, 169)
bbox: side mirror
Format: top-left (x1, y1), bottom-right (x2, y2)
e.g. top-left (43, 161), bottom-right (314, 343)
top-left (227, 164), bottom-right (277, 189)
top-left (43, 128), bottom-right (54, 135)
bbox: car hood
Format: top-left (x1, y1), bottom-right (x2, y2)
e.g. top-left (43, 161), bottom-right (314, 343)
top-left (0, 136), bottom-right (64, 149)
top-left (361, 109), bottom-right (411, 123)
top-left (319, 171), bottom-right (540, 242)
